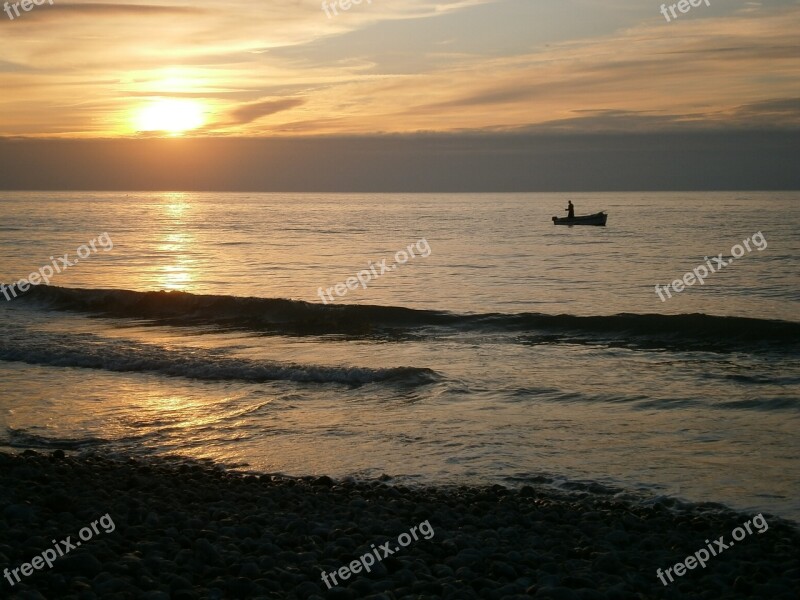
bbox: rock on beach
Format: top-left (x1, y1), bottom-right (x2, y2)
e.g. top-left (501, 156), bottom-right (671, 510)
top-left (0, 450), bottom-right (798, 599)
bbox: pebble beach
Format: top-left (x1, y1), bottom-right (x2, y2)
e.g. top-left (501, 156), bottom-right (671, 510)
top-left (1, 450), bottom-right (798, 599)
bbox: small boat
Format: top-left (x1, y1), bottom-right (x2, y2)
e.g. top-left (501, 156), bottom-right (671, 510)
top-left (552, 211), bottom-right (607, 226)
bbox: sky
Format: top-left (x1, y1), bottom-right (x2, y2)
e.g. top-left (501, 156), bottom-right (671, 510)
top-left (1, 0), bottom-right (798, 190)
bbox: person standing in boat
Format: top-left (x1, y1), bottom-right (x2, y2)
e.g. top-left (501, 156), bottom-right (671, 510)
top-left (565, 200), bottom-right (575, 218)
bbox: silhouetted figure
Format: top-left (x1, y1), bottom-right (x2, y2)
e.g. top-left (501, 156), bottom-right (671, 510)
top-left (565, 201), bottom-right (575, 218)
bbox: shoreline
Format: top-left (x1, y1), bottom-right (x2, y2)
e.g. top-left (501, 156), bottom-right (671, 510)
top-left (1, 450), bottom-right (798, 599)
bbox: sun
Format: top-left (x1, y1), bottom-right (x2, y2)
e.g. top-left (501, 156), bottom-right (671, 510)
top-left (135, 99), bottom-right (205, 135)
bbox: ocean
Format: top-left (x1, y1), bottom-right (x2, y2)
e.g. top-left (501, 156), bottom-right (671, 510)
top-left (1, 191), bottom-right (798, 521)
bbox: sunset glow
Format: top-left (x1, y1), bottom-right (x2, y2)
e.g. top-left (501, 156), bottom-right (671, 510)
top-left (0, 1), bottom-right (797, 138)
top-left (0, 0), bottom-right (799, 594)
top-left (135, 100), bottom-right (206, 136)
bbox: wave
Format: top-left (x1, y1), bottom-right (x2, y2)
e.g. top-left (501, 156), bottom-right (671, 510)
top-left (8, 285), bottom-right (800, 351)
top-left (0, 330), bottom-right (438, 386)
top-left (3, 428), bottom-right (108, 450)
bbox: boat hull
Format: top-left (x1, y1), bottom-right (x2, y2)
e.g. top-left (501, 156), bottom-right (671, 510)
top-left (552, 212), bottom-right (607, 226)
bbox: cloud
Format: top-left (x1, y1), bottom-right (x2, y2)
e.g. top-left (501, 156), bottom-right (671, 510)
top-left (1, 0), bottom-right (799, 136)
top-left (3, 2), bottom-right (203, 21)
top-left (2, 131), bottom-right (798, 191)
top-left (726, 98), bottom-right (800, 127)
top-left (224, 97), bottom-right (306, 126)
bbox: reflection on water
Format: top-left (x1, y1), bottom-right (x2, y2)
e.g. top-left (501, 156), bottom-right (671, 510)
top-left (0, 191), bottom-right (798, 522)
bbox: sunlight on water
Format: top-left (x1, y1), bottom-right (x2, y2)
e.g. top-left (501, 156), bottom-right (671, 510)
top-left (0, 192), bottom-right (798, 521)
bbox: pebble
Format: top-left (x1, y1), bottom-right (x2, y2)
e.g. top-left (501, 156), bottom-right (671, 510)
top-left (0, 451), bottom-right (797, 599)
